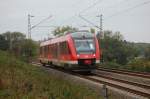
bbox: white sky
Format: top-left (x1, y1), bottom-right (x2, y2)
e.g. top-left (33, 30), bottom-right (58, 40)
top-left (0, 0), bottom-right (150, 43)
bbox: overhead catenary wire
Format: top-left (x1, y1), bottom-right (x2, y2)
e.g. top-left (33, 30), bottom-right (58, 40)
top-left (105, 0), bottom-right (150, 20)
top-left (82, 0), bottom-right (131, 16)
top-left (65, 0), bottom-right (130, 27)
top-left (79, 0), bottom-right (150, 29)
top-left (79, 0), bottom-right (103, 14)
top-left (79, 14), bottom-right (100, 29)
top-left (34, 26), bottom-right (58, 28)
top-left (31, 15), bottom-right (52, 29)
top-left (60, 0), bottom-right (103, 26)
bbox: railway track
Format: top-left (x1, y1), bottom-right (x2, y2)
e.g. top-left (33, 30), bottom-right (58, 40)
top-left (83, 75), bottom-right (150, 98)
top-left (78, 72), bottom-right (150, 98)
top-left (32, 62), bottom-right (150, 98)
top-left (98, 67), bottom-right (150, 79)
top-left (93, 73), bottom-right (150, 89)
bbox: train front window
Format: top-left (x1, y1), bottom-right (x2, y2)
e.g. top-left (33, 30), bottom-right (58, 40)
top-left (75, 39), bottom-right (95, 54)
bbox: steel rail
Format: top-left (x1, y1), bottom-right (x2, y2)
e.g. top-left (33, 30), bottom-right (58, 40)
top-left (93, 73), bottom-right (150, 89)
top-left (98, 68), bottom-right (150, 79)
top-left (99, 67), bottom-right (150, 75)
top-left (83, 76), bottom-right (150, 98)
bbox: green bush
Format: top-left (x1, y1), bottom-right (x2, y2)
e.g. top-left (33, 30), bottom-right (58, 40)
top-left (99, 62), bottom-right (122, 69)
top-left (127, 59), bottom-right (150, 72)
top-left (99, 59), bottom-right (150, 72)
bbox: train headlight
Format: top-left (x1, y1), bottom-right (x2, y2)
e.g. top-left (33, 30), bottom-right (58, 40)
top-left (77, 54), bottom-right (79, 57)
top-left (93, 54), bottom-right (95, 57)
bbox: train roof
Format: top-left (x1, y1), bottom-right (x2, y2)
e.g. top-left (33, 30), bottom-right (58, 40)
top-left (40, 31), bottom-right (95, 47)
top-left (70, 31), bottom-right (94, 39)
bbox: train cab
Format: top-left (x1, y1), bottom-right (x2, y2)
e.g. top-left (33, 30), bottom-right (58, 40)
top-left (69, 32), bottom-right (100, 69)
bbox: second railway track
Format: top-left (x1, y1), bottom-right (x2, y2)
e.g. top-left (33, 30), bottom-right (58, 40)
top-left (83, 75), bottom-right (150, 98)
top-left (98, 67), bottom-right (150, 79)
top-left (93, 73), bottom-right (150, 89)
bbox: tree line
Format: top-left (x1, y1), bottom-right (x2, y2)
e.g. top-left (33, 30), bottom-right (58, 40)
top-left (0, 32), bottom-right (38, 62)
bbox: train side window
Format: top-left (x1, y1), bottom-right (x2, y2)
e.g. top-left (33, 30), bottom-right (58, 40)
top-left (44, 46), bottom-right (48, 57)
top-left (59, 41), bottom-right (70, 55)
top-left (47, 46), bottom-right (48, 56)
top-left (52, 43), bottom-right (57, 58)
top-left (40, 47), bottom-right (42, 55)
top-left (66, 42), bottom-right (71, 54)
top-left (51, 44), bottom-right (53, 57)
top-left (42, 46), bottom-right (44, 56)
top-left (44, 46), bottom-right (46, 57)
top-left (60, 42), bottom-right (65, 55)
top-left (49, 45), bottom-right (51, 54)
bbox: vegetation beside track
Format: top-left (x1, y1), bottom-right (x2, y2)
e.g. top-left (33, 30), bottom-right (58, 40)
top-left (0, 51), bottom-right (101, 99)
top-left (99, 59), bottom-right (150, 72)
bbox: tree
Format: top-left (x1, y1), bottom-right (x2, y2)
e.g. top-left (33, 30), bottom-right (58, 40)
top-left (53, 26), bottom-right (78, 36)
top-left (21, 39), bottom-right (39, 62)
top-left (99, 30), bottom-right (138, 65)
top-left (0, 34), bottom-right (8, 50)
top-left (0, 32), bottom-right (39, 62)
top-left (2, 31), bottom-right (25, 41)
top-left (90, 28), bottom-right (95, 34)
top-left (2, 32), bottom-right (26, 56)
top-left (144, 46), bottom-right (150, 60)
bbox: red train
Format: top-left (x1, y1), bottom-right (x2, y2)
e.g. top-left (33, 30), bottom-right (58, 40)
top-left (39, 31), bottom-right (101, 71)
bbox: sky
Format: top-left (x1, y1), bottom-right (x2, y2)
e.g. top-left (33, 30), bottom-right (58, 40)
top-left (0, 0), bottom-right (150, 43)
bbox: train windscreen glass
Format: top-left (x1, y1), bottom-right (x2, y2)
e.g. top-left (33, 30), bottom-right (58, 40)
top-left (71, 32), bottom-right (96, 54)
top-left (75, 39), bottom-right (95, 54)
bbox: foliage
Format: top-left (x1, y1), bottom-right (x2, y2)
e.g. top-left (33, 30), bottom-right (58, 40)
top-left (0, 32), bottom-right (39, 62)
top-left (127, 58), bottom-right (150, 72)
top-left (0, 51), bottom-right (101, 99)
top-left (99, 62), bottom-right (122, 69)
top-left (99, 30), bottom-right (138, 65)
top-left (144, 46), bottom-right (150, 60)
top-left (0, 31), bottom-right (26, 54)
top-left (99, 59), bottom-right (150, 72)
top-left (21, 39), bottom-right (39, 62)
top-left (133, 43), bottom-right (150, 59)
top-left (2, 31), bottom-right (26, 41)
top-left (90, 28), bottom-right (95, 34)
top-left (0, 34), bottom-right (8, 50)
top-left (53, 26), bottom-right (78, 36)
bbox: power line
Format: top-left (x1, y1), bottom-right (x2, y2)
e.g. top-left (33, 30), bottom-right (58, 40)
top-left (71, 0), bottom-right (86, 8)
top-left (71, 0), bottom-right (128, 30)
top-left (31, 15), bottom-right (52, 29)
top-left (104, 0), bottom-right (130, 10)
top-left (79, 0), bottom-right (150, 30)
top-left (79, 14), bottom-right (100, 29)
top-left (28, 15), bottom-right (53, 39)
top-left (60, 0), bottom-right (103, 26)
top-left (106, 0), bottom-right (150, 20)
top-left (33, 26), bottom-right (58, 28)
top-left (79, 0), bottom-right (103, 14)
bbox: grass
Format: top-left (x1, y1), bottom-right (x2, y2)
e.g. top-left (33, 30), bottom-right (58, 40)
top-left (0, 51), bottom-right (101, 99)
